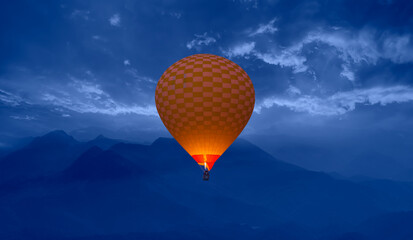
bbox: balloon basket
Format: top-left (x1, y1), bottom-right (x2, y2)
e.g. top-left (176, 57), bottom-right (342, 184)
top-left (202, 170), bottom-right (210, 181)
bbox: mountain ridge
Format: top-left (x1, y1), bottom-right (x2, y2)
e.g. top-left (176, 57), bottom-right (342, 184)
top-left (1, 130), bottom-right (413, 239)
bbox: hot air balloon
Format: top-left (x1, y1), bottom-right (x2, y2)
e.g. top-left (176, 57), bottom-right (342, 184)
top-left (155, 54), bottom-right (255, 180)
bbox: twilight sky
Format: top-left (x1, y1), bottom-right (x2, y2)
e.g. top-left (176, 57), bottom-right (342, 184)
top-left (1, 0), bottom-right (413, 179)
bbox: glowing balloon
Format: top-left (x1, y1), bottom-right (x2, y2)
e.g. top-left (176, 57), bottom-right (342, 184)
top-left (155, 54), bottom-right (255, 175)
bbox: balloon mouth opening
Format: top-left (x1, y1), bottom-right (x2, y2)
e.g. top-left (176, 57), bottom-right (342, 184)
top-left (192, 154), bottom-right (220, 171)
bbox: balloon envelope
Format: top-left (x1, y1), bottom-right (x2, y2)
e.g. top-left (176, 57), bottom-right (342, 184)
top-left (155, 54), bottom-right (255, 171)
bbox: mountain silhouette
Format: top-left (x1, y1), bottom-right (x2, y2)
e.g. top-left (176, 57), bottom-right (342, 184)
top-left (85, 135), bottom-right (122, 150)
top-left (0, 131), bottom-right (127, 184)
top-left (62, 146), bottom-right (142, 181)
top-left (0, 130), bottom-right (413, 239)
top-left (0, 130), bottom-right (87, 184)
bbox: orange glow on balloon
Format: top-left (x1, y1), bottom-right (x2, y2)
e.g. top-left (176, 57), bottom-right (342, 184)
top-left (155, 54), bottom-right (255, 171)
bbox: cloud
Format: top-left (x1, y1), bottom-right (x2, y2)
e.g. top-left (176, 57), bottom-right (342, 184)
top-left (161, 11), bottom-right (182, 19)
top-left (286, 85), bottom-right (302, 96)
top-left (70, 10), bottom-right (90, 20)
top-left (249, 18), bottom-right (278, 36)
top-left (42, 92), bottom-right (157, 116)
top-left (68, 79), bottom-right (106, 102)
top-left (124, 59), bottom-right (131, 66)
top-left (314, 30), bottom-right (410, 65)
top-left (222, 41), bottom-right (307, 72)
top-left (225, 28), bottom-right (413, 79)
top-left (109, 14), bottom-right (121, 27)
top-left (1, 71), bottom-right (157, 117)
top-left (0, 89), bottom-right (23, 106)
top-left (340, 64), bottom-right (355, 82)
top-left (41, 78), bottom-right (157, 117)
top-left (254, 49), bottom-right (308, 73)
top-left (255, 85), bottom-right (413, 116)
top-left (186, 33), bottom-right (216, 50)
top-left (169, 12), bottom-right (182, 19)
top-left (382, 34), bottom-right (413, 63)
top-left (223, 42), bottom-right (256, 58)
top-left (92, 35), bottom-right (104, 41)
top-left (298, 29), bottom-right (412, 68)
top-left (10, 115), bottom-right (35, 120)
top-left (125, 68), bottom-right (157, 84)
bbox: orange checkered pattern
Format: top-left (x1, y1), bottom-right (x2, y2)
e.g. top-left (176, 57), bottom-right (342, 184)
top-left (155, 54), bottom-right (255, 170)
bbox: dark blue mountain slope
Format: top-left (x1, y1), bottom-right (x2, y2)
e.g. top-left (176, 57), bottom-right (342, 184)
top-left (110, 138), bottom-right (411, 228)
top-left (0, 130), bottom-right (87, 183)
top-left (331, 211), bottom-right (413, 240)
top-left (356, 211), bottom-right (413, 240)
top-left (84, 135), bottom-right (122, 150)
top-left (357, 179), bottom-right (413, 211)
top-left (61, 146), bottom-right (142, 181)
top-left (0, 131), bottom-right (126, 184)
top-left (1, 131), bottom-right (413, 239)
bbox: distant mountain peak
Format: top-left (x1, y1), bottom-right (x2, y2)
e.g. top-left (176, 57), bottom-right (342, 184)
top-left (151, 137), bottom-right (179, 147)
top-left (94, 134), bottom-right (107, 140)
top-left (87, 134), bottom-right (120, 150)
top-left (29, 130), bottom-right (78, 148)
top-left (45, 130), bottom-right (71, 138)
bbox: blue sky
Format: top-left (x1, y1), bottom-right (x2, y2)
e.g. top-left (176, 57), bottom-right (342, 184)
top-left (1, 0), bottom-right (413, 179)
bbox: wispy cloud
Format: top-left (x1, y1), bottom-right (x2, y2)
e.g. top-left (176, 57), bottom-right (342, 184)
top-left (10, 115), bottom-right (35, 120)
top-left (222, 41), bottom-right (307, 72)
top-left (340, 64), bottom-right (355, 82)
top-left (255, 85), bottom-right (413, 116)
top-left (69, 78), bottom-right (105, 98)
top-left (186, 33), bottom-right (216, 50)
top-left (169, 12), bottom-right (182, 19)
top-left (223, 42), bottom-right (256, 58)
top-left (109, 13), bottom-right (121, 27)
top-left (125, 68), bottom-right (157, 84)
top-left (124, 59), bottom-right (131, 66)
top-left (286, 85), bottom-right (302, 96)
top-left (42, 92), bottom-right (156, 116)
top-left (1, 72), bottom-right (157, 117)
top-left (41, 78), bottom-right (157, 116)
top-left (70, 10), bottom-right (90, 20)
top-left (92, 35), bottom-right (105, 41)
top-left (382, 34), bottom-right (413, 63)
top-left (0, 89), bottom-right (23, 106)
top-left (248, 18), bottom-right (278, 36)
top-left (254, 49), bottom-right (308, 73)
top-left (224, 28), bottom-right (413, 79)
top-left (161, 11), bottom-right (182, 19)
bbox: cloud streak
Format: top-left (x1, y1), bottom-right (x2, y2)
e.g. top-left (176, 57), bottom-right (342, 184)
top-left (125, 68), bottom-right (157, 84)
top-left (70, 10), bottom-right (90, 20)
top-left (40, 78), bottom-right (157, 116)
top-left (10, 115), bottom-right (35, 120)
top-left (223, 42), bottom-right (256, 58)
top-left (248, 18), bottom-right (278, 36)
top-left (41, 92), bottom-right (157, 116)
top-left (255, 85), bottom-right (413, 116)
top-left (0, 89), bottom-right (23, 106)
top-left (224, 28), bottom-right (413, 78)
top-left (1, 77), bottom-right (157, 117)
top-left (186, 33), bottom-right (216, 50)
top-left (44, 94), bottom-right (156, 116)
